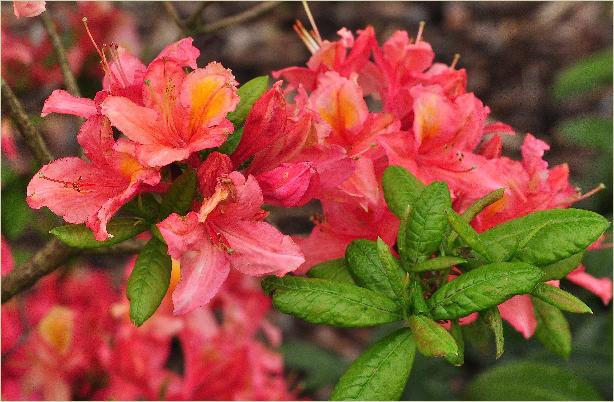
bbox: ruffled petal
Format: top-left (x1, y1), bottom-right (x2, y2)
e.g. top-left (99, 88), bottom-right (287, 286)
top-left (256, 162), bottom-right (317, 207)
top-left (153, 38), bottom-right (200, 69)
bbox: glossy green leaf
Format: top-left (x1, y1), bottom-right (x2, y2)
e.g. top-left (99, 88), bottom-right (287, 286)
top-left (413, 256), bottom-right (467, 272)
top-left (461, 188), bottom-right (506, 223)
top-left (331, 328), bottom-right (416, 401)
top-left (382, 165), bottom-right (424, 218)
top-left (541, 252), bottom-right (584, 281)
top-left (50, 218), bottom-right (148, 248)
top-left (121, 193), bottom-right (160, 222)
top-left (466, 361), bottom-right (602, 400)
top-left (479, 208), bottom-right (609, 266)
top-left (127, 238), bottom-right (172, 326)
top-left (408, 315), bottom-right (459, 363)
top-left (448, 321), bottom-right (464, 366)
top-left (396, 206), bottom-right (411, 270)
top-left (446, 208), bottom-right (499, 262)
top-left (346, 239), bottom-right (400, 300)
top-left (428, 262), bottom-right (544, 320)
top-left (553, 49), bottom-right (612, 100)
top-left (409, 280), bottom-right (429, 315)
top-left (158, 168), bottom-right (197, 219)
top-left (531, 283), bottom-right (592, 314)
top-left (483, 307), bottom-right (504, 359)
top-left (227, 75), bottom-right (269, 126)
top-left (217, 127), bottom-right (243, 155)
top-left (307, 258), bottom-right (356, 284)
top-left (262, 276), bottom-right (402, 327)
top-left (404, 181), bottom-right (451, 265)
top-left (533, 297), bottom-right (572, 359)
top-left (376, 238), bottom-right (409, 308)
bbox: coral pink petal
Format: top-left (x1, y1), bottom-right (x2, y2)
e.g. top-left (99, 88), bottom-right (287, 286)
top-left (101, 96), bottom-right (164, 144)
top-left (27, 158), bottom-right (126, 226)
top-left (157, 212), bottom-right (206, 259)
top-left (41, 90), bottom-right (97, 118)
top-left (256, 162), bottom-right (317, 207)
top-left (219, 221), bottom-right (304, 276)
top-left (566, 266), bottom-right (612, 305)
top-left (197, 152), bottom-right (233, 196)
top-left (498, 295), bottom-right (537, 339)
top-left (154, 37), bottom-right (200, 69)
top-left (172, 240), bottom-right (230, 315)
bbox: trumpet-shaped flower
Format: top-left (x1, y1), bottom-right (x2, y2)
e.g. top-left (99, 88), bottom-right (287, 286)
top-left (157, 152), bottom-right (304, 314)
top-left (27, 116), bottom-right (160, 240)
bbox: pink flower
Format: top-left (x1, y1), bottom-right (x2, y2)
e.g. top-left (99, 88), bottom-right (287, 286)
top-left (27, 116), bottom-right (160, 240)
top-left (13, 1), bottom-right (45, 18)
top-left (157, 152), bottom-right (304, 314)
top-left (102, 60), bottom-right (239, 168)
top-left (566, 265), bottom-right (612, 305)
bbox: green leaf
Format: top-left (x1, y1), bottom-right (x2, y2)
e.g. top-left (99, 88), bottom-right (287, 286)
top-left (448, 321), bottom-right (464, 366)
top-left (121, 193), bottom-right (160, 222)
top-left (446, 208), bottom-right (499, 262)
top-left (409, 280), bottom-right (429, 315)
top-left (396, 206), bottom-right (411, 270)
top-left (346, 239), bottom-right (400, 300)
top-left (382, 165), bottom-right (424, 218)
top-left (227, 75), bottom-right (269, 127)
top-left (262, 276), bottom-right (402, 327)
top-left (483, 307), bottom-right (504, 359)
top-left (533, 297), bottom-right (572, 359)
top-left (404, 181), bottom-right (451, 265)
top-left (1, 178), bottom-right (32, 239)
top-left (408, 315), bottom-right (459, 363)
top-left (465, 361), bottom-right (603, 400)
top-left (461, 188), bottom-right (506, 223)
top-left (479, 208), bottom-right (609, 266)
top-left (553, 49), bottom-right (613, 100)
top-left (307, 258), bottom-right (356, 284)
top-left (158, 168), bottom-right (197, 219)
top-left (217, 127), bottom-right (243, 155)
top-left (376, 238), bottom-right (410, 308)
top-left (331, 328), bottom-right (416, 401)
top-left (542, 252), bottom-right (584, 281)
top-left (126, 238), bottom-right (172, 326)
top-left (428, 262), bottom-right (544, 320)
top-left (50, 218), bottom-right (149, 248)
top-left (531, 283), bottom-right (592, 314)
top-left (413, 256), bottom-right (467, 272)
top-left (558, 117), bottom-right (613, 151)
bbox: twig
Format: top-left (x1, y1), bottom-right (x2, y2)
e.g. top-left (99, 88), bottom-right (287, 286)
top-left (195, 1), bottom-right (280, 35)
top-left (1, 238), bottom-right (146, 304)
top-left (1, 238), bottom-right (74, 303)
top-left (40, 12), bottom-right (81, 98)
top-left (185, 1), bottom-right (214, 30)
top-left (163, 1), bottom-right (186, 30)
top-left (1, 78), bottom-right (54, 165)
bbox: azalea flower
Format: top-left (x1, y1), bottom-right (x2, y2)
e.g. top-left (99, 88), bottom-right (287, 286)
top-left (12, 1), bottom-right (45, 18)
top-left (157, 152), bottom-right (304, 314)
top-left (27, 116), bottom-right (160, 240)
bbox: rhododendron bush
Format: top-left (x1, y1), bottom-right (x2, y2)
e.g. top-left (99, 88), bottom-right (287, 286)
top-left (2, 2), bottom-right (612, 401)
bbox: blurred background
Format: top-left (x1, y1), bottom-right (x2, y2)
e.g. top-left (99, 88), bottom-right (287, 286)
top-left (2, 2), bottom-right (612, 400)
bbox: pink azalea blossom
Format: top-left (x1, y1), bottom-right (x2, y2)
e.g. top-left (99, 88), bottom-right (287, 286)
top-left (13, 1), bottom-right (45, 18)
top-left (157, 152), bottom-right (304, 314)
top-left (27, 116), bottom-right (160, 240)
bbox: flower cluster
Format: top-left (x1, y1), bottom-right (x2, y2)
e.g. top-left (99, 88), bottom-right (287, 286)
top-left (25, 21), bottom-right (611, 340)
top-left (1, 238), bottom-right (296, 400)
top-left (27, 37), bottom-right (305, 314)
top-left (267, 25), bottom-right (612, 338)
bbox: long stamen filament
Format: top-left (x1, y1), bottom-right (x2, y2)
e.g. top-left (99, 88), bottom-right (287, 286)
top-left (416, 21), bottom-right (426, 43)
top-left (82, 17), bottom-right (112, 76)
top-left (451, 53), bottom-right (461, 69)
top-left (301, 0), bottom-right (322, 45)
top-left (293, 20), bottom-right (319, 54)
top-left (109, 43), bottom-right (130, 87)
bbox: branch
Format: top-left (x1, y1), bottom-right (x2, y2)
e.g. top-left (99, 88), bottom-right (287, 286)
top-left (163, 1), bottom-right (186, 31)
top-left (1, 238), bottom-right (146, 303)
top-left (194, 1), bottom-right (280, 35)
top-left (1, 78), bottom-right (54, 165)
top-left (185, 1), bottom-right (214, 29)
top-left (40, 11), bottom-right (81, 98)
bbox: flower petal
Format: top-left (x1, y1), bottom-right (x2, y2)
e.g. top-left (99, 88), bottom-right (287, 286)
top-left (498, 295), bottom-right (537, 339)
top-left (41, 90), bottom-right (97, 118)
top-left (153, 38), bottom-right (200, 69)
top-left (566, 265), bottom-right (612, 305)
top-left (101, 96), bottom-right (163, 145)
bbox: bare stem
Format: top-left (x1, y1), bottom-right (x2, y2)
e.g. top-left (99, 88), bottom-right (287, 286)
top-left (1, 238), bottom-right (145, 304)
top-left (163, 1), bottom-right (186, 30)
top-left (195, 1), bottom-right (280, 35)
top-left (185, 1), bottom-right (214, 29)
top-left (40, 12), bottom-right (81, 98)
top-left (1, 78), bottom-right (54, 165)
